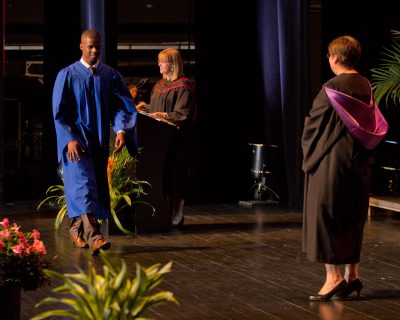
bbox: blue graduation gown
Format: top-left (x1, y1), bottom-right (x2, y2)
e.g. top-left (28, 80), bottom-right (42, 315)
top-left (53, 61), bottom-right (137, 219)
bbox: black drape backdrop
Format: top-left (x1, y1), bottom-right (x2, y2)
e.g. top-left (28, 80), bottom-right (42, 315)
top-left (257, 0), bottom-right (309, 207)
top-left (193, 1), bottom-right (265, 203)
top-left (193, 0), bottom-right (309, 207)
top-left (42, 1), bottom-right (81, 188)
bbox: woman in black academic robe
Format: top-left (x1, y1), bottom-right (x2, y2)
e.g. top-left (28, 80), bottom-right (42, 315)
top-left (147, 48), bottom-right (197, 228)
top-left (302, 35), bottom-right (387, 301)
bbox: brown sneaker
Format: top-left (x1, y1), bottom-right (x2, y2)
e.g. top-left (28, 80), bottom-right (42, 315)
top-left (91, 239), bottom-right (111, 255)
top-left (71, 236), bottom-right (89, 248)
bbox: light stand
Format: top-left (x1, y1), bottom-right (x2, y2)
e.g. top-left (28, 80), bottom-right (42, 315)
top-left (239, 143), bottom-right (280, 208)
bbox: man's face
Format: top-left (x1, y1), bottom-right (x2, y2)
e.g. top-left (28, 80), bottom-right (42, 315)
top-left (80, 36), bottom-right (101, 66)
top-left (129, 87), bottom-right (138, 99)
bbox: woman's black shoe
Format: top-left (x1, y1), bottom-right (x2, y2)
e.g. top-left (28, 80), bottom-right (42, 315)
top-left (333, 279), bottom-right (363, 300)
top-left (309, 280), bottom-right (348, 302)
top-left (172, 216), bottom-right (184, 228)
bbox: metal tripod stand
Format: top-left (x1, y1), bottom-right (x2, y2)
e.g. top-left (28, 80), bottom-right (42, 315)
top-left (239, 143), bottom-right (280, 208)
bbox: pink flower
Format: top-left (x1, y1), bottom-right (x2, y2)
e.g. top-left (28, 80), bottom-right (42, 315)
top-left (0, 217), bottom-right (50, 291)
top-left (0, 218), bottom-right (9, 228)
top-left (32, 229), bottom-right (40, 241)
top-left (18, 232), bottom-right (28, 245)
top-left (12, 223), bottom-right (20, 232)
top-left (32, 240), bottom-right (46, 254)
top-left (0, 229), bottom-right (11, 239)
top-left (12, 243), bottom-right (24, 254)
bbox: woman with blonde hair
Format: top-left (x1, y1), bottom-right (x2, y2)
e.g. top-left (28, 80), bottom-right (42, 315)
top-left (148, 48), bottom-right (197, 228)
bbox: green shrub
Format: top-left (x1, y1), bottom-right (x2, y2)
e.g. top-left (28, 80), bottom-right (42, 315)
top-left (32, 253), bottom-right (177, 319)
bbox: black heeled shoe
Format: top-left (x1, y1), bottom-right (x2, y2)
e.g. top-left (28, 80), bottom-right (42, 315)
top-left (333, 279), bottom-right (363, 300)
top-left (172, 216), bottom-right (184, 228)
top-left (309, 280), bottom-right (348, 302)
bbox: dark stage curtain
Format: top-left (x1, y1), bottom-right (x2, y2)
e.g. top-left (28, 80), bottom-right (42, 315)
top-left (193, 1), bottom-right (266, 203)
top-left (193, 0), bottom-right (309, 206)
top-left (43, 1), bottom-right (81, 188)
top-left (258, 0), bottom-right (309, 207)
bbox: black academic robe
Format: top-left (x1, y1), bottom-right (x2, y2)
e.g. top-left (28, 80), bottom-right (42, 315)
top-left (149, 77), bottom-right (197, 198)
top-left (302, 73), bottom-right (374, 264)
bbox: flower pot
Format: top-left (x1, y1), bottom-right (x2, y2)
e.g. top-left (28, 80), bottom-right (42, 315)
top-left (0, 281), bottom-right (21, 320)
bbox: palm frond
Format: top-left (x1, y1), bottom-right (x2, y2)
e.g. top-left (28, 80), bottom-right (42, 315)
top-left (370, 29), bottom-right (400, 107)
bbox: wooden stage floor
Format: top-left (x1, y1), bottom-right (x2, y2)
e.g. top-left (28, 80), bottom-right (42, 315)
top-left (1, 200), bottom-right (400, 320)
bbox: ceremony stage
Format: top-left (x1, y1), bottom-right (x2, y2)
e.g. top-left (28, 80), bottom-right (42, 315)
top-left (1, 200), bottom-right (399, 320)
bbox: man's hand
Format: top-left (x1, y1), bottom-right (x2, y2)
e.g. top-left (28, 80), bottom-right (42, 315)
top-left (114, 131), bottom-right (125, 152)
top-left (67, 140), bottom-right (84, 162)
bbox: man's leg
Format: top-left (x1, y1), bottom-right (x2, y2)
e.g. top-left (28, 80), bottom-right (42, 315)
top-left (81, 213), bottom-right (110, 253)
top-left (69, 216), bottom-right (88, 248)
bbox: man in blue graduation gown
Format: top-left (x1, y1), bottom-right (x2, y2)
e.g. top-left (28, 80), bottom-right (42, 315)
top-left (52, 29), bottom-right (138, 254)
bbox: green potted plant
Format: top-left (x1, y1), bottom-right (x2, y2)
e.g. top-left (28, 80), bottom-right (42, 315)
top-left (370, 29), bottom-right (400, 107)
top-left (106, 147), bottom-right (154, 234)
top-left (38, 146), bottom-right (153, 235)
top-left (0, 217), bottom-right (50, 319)
top-left (369, 30), bottom-right (400, 195)
top-left (31, 253), bottom-right (177, 320)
